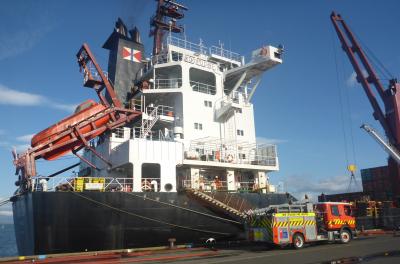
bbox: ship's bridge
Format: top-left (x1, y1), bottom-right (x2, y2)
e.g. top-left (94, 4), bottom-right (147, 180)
top-left (144, 35), bottom-right (243, 73)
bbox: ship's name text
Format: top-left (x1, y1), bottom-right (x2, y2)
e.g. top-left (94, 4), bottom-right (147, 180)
top-left (184, 55), bottom-right (217, 71)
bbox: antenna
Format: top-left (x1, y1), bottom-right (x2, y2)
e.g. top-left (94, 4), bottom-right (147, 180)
top-left (150, 0), bottom-right (187, 55)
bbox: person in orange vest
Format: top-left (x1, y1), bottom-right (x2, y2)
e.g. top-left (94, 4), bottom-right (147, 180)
top-left (214, 176), bottom-right (222, 190)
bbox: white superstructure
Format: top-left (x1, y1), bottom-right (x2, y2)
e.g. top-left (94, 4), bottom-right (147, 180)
top-left (81, 35), bottom-right (283, 194)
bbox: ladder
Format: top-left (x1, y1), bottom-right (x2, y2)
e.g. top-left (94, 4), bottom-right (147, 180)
top-left (186, 188), bottom-right (247, 219)
top-left (141, 106), bottom-right (160, 138)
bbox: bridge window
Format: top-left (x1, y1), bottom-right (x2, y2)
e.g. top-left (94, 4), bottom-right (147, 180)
top-left (171, 51), bottom-right (183, 61)
top-left (194, 122), bottom-right (203, 130)
top-left (155, 65), bottom-right (182, 89)
top-left (190, 68), bottom-right (216, 95)
top-left (204, 100), bottom-right (212, 107)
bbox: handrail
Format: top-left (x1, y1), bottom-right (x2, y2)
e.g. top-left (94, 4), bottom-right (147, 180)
top-left (210, 46), bottom-right (241, 62)
top-left (190, 81), bottom-right (216, 95)
top-left (166, 36), bottom-right (207, 55)
top-left (31, 177), bottom-right (134, 192)
top-left (153, 78), bottom-right (182, 89)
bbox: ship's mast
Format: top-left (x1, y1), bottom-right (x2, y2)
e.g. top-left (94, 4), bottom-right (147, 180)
top-left (150, 0), bottom-right (187, 55)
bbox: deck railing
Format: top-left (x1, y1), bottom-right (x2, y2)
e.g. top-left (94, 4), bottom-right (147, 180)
top-left (186, 144), bottom-right (277, 167)
top-left (144, 36), bottom-right (242, 70)
top-left (210, 45), bottom-right (241, 62)
top-left (166, 36), bottom-right (208, 55)
top-left (153, 78), bottom-right (182, 89)
top-left (190, 81), bottom-right (216, 95)
top-left (31, 177), bottom-right (134, 192)
top-left (141, 178), bottom-right (161, 192)
top-left (182, 180), bottom-right (260, 192)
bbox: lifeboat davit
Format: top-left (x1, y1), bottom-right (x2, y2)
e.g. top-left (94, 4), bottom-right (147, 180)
top-left (31, 100), bottom-right (110, 160)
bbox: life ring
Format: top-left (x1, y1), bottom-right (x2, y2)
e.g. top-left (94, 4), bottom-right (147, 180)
top-left (142, 179), bottom-right (151, 191)
top-left (226, 154), bottom-right (234, 163)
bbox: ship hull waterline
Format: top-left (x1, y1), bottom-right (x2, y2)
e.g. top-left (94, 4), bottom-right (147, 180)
top-left (12, 191), bottom-right (291, 255)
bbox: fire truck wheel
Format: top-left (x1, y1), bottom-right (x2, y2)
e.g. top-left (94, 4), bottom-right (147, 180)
top-left (292, 233), bottom-right (305, 249)
top-left (339, 229), bottom-right (351, 244)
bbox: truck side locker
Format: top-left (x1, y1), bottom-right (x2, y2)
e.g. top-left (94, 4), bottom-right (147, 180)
top-left (304, 214), bottom-right (317, 241)
top-left (274, 215), bottom-right (290, 244)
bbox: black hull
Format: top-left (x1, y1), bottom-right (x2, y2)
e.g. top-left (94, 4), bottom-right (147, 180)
top-left (12, 191), bottom-right (291, 255)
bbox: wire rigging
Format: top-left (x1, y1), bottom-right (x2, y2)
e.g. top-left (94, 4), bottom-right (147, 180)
top-left (70, 191), bottom-right (234, 236)
top-left (331, 26), bottom-right (350, 167)
top-left (353, 31), bottom-right (394, 81)
top-left (331, 26), bottom-right (359, 191)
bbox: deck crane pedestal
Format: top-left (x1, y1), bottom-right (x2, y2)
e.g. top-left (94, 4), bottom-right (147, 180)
top-left (331, 12), bottom-right (400, 205)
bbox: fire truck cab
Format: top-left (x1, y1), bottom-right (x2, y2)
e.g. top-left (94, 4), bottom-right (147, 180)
top-left (246, 202), bottom-right (356, 249)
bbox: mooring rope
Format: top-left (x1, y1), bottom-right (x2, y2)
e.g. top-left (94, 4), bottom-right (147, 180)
top-left (124, 191), bottom-right (242, 225)
top-left (70, 191), bottom-right (233, 236)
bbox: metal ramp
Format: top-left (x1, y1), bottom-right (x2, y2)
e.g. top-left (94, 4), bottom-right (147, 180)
top-left (185, 189), bottom-right (248, 219)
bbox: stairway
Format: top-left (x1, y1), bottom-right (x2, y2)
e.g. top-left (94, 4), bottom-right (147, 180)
top-left (141, 106), bottom-right (160, 138)
top-left (186, 189), bottom-right (247, 219)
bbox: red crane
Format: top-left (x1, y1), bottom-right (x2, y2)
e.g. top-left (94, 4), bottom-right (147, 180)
top-left (331, 12), bottom-right (400, 205)
top-left (13, 44), bottom-right (142, 192)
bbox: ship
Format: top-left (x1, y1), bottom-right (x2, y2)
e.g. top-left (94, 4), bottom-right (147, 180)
top-left (11, 0), bottom-right (292, 255)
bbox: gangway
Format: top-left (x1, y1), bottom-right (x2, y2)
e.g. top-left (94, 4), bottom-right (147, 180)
top-left (185, 188), bottom-right (248, 220)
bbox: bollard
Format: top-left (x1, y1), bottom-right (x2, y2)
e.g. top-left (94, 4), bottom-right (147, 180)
top-left (168, 238), bottom-right (176, 249)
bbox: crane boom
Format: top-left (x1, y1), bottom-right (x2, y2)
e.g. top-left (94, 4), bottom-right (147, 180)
top-left (331, 12), bottom-right (399, 143)
top-left (361, 124), bottom-right (400, 165)
top-left (331, 12), bottom-right (400, 204)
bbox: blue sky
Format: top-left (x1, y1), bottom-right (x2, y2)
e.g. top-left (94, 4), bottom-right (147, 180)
top-left (0, 0), bottom-right (399, 213)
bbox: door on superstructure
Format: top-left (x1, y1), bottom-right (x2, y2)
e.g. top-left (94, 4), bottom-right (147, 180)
top-left (142, 163), bottom-right (161, 192)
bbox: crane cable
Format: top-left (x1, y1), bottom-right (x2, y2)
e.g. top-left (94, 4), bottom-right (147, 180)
top-left (0, 192), bottom-right (24, 207)
top-left (353, 31), bottom-right (394, 82)
top-left (331, 26), bottom-right (359, 190)
top-left (331, 27), bottom-right (351, 167)
top-left (69, 191), bottom-right (235, 236)
top-left (124, 191), bottom-right (242, 224)
top-left (0, 198), bottom-right (10, 207)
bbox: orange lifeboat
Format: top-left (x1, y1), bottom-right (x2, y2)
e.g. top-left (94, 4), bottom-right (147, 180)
top-left (31, 100), bottom-right (110, 160)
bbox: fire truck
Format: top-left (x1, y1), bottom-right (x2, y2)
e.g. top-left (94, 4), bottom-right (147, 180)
top-left (246, 202), bottom-right (356, 249)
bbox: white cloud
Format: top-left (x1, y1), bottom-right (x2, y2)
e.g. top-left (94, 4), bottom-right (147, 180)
top-left (0, 85), bottom-right (45, 106)
top-left (0, 23), bottom-right (53, 61)
top-left (281, 174), bottom-right (362, 202)
top-left (16, 134), bottom-right (34, 143)
top-left (257, 136), bottom-right (288, 145)
top-left (0, 129), bottom-right (5, 135)
top-left (14, 144), bottom-right (31, 152)
top-left (0, 210), bottom-right (13, 217)
top-left (346, 70), bottom-right (368, 87)
top-left (0, 84), bottom-right (77, 112)
top-left (346, 72), bottom-right (357, 87)
top-left (51, 103), bottom-right (78, 112)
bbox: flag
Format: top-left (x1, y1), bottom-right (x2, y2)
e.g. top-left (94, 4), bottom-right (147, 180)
top-left (122, 47), bottom-right (141, 62)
